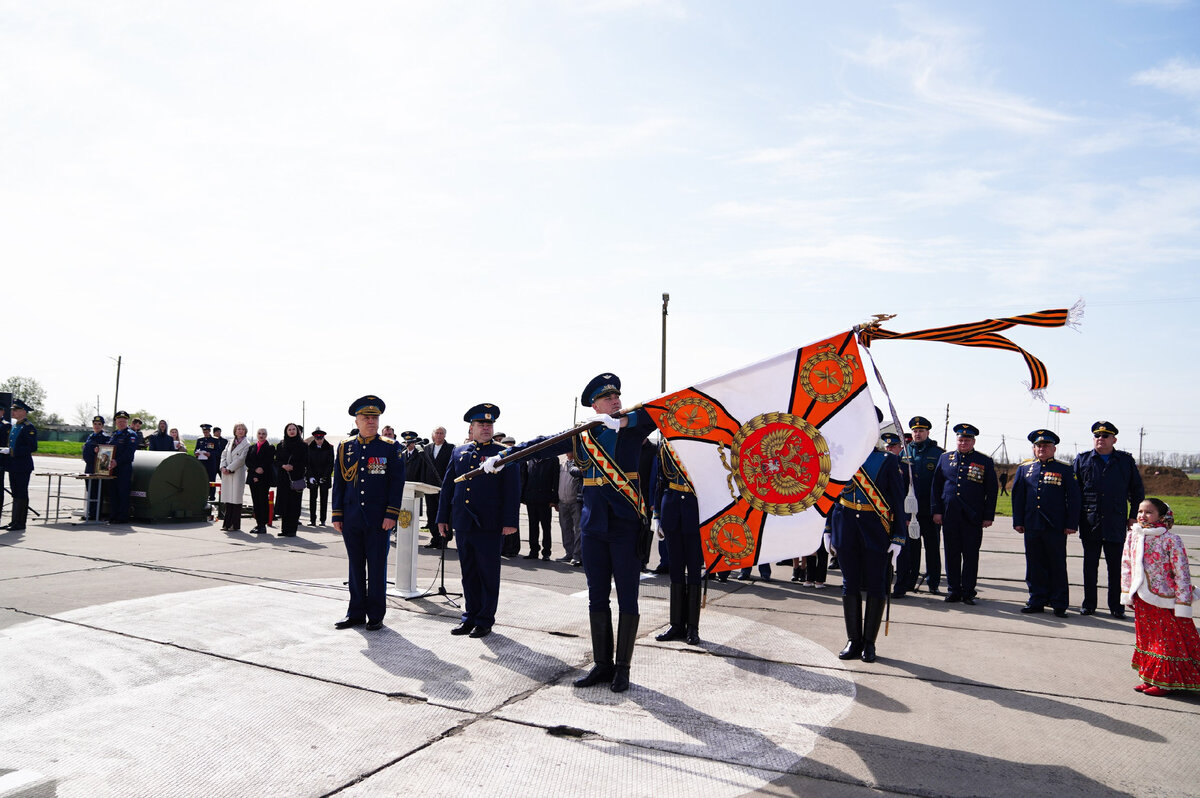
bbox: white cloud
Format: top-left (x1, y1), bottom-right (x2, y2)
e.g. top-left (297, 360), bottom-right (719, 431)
top-left (1131, 57), bottom-right (1200, 97)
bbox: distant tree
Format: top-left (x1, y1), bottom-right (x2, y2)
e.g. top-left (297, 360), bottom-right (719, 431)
top-left (73, 401), bottom-right (97, 426)
top-left (128, 409), bottom-right (158, 427)
top-left (1, 375), bottom-right (50, 426)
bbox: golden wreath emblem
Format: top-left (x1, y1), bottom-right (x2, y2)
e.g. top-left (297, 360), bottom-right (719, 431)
top-left (705, 514), bottom-right (757, 565)
top-left (662, 395), bottom-right (720, 437)
top-left (798, 343), bottom-right (859, 404)
top-left (398, 509), bottom-right (413, 529)
top-left (719, 412), bottom-right (831, 516)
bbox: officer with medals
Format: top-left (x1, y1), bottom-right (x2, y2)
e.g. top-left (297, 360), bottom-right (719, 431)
top-left (490, 373), bottom-right (657, 692)
top-left (652, 440), bottom-right (703, 646)
top-left (332, 396), bottom-right (405, 632)
top-left (826, 412), bottom-right (906, 663)
top-left (107, 411), bottom-right (138, 525)
top-left (1013, 429), bottom-right (1081, 617)
top-left (1072, 421), bottom-right (1144, 619)
top-left (901, 416), bottom-right (945, 595)
top-left (1, 399), bottom-right (37, 532)
top-left (931, 423), bottom-right (998, 605)
top-left (437, 403), bottom-right (521, 639)
top-left (195, 424), bottom-right (220, 500)
top-left (82, 415), bottom-right (110, 516)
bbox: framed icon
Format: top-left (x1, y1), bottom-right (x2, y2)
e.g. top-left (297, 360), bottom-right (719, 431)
top-left (94, 444), bottom-right (115, 476)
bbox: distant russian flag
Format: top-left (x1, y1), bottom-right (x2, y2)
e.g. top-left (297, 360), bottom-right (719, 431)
top-left (1048, 404), bottom-right (1070, 414)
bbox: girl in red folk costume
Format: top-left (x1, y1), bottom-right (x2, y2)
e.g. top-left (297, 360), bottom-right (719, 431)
top-left (1121, 498), bottom-right (1200, 696)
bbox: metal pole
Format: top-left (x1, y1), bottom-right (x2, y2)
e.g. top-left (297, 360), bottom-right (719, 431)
top-left (112, 355), bottom-right (122, 420)
top-left (1138, 426), bottom-right (1145, 465)
top-left (942, 403), bottom-right (950, 447)
top-left (302, 400), bottom-right (306, 432)
top-left (661, 293), bottom-right (670, 393)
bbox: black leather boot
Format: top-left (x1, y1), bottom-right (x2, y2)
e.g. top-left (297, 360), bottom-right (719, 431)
top-left (861, 594), bottom-right (885, 663)
top-left (574, 611), bottom-right (614, 687)
top-left (685, 584), bottom-right (702, 645)
top-left (611, 613), bottom-right (640, 693)
top-left (230, 504), bottom-right (243, 532)
top-left (655, 583), bottom-right (688, 641)
top-left (838, 592), bottom-right (863, 660)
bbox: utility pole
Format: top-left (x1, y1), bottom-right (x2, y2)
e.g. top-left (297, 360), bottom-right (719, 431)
top-left (302, 400), bottom-right (306, 432)
top-left (1139, 426), bottom-right (1146, 465)
top-left (942, 403), bottom-right (950, 447)
top-left (110, 355), bottom-right (122, 421)
top-left (661, 293), bottom-right (670, 393)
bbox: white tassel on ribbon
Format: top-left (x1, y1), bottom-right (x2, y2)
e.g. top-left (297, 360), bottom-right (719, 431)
top-left (1066, 297), bottom-right (1086, 331)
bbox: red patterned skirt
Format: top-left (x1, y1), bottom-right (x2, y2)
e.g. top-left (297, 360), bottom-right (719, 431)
top-left (1131, 595), bottom-right (1200, 691)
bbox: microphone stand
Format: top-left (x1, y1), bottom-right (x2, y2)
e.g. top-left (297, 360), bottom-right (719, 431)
top-left (410, 532), bottom-right (462, 607)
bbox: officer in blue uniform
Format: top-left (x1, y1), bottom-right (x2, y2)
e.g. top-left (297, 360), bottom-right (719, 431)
top-left (82, 415), bottom-right (111, 516)
top-left (881, 432), bottom-right (915, 599)
top-left (652, 440), bottom-right (703, 646)
top-left (1013, 429), bottom-right (1081, 617)
top-left (1072, 421), bottom-right (1144, 619)
top-left (931, 423), bottom-right (998, 605)
top-left (332, 395), bottom-right (405, 632)
top-left (2, 399), bottom-right (37, 532)
top-left (131, 418), bottom-right (146, 450)
top-left (438, 403), bottom-right (521, 639)
top-left (195, 424), bottom-right (219, 500)
top-left (902, 416), bottom-right (945, 595)
top-left (107, 411), bottom-right (139, 524)
top-left (827, 413), bottom-right (906, 663)
top-left (494, 373), bottom-right (657, 693)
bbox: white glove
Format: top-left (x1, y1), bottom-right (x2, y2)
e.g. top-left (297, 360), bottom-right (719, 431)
top-left (654, 519), bottom-right (664, 540)
top-left (481, 455), bottom-right (505, 474)
top-left (823, 532), bottom-right (835, 557)
top-left (0, 447), bottom-right (9, 455)
top-left (888, 542), bottom-right (902, 569)
top-left (586, 413), bottom-right (621, 431)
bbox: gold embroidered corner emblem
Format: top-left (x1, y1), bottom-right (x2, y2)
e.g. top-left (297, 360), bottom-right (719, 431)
top-left (663, 395), bottom-right (719, 437)
top-left (719, 412), bottom-right (831, 516)
top-left (706, 514), bottom-right (756, 564)
top-left (398, 509), bottom-right (413, 529)
top-left (798, 344), bottom-right (859, 404)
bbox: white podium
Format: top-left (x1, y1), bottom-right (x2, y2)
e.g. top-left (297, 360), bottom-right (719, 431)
top-left (391, 482), bottom-right (441, 598)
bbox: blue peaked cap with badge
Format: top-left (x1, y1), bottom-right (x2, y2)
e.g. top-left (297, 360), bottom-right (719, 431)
top-left (909, 416), bottom-right (932, 430)
top-left (880, 432), bottom-right (902, 446)
top-left (953, 423), bottom-right (980, 438)
top-left (1028, 429), bottom-right (1060, 444)
top-left (1092, 420), bottom-right (1118, 436)
top-left (12, 398), bottom-right (32, 412)
top-left (401, 430), bottom-right (419, 442)
top-left (464, 403), bottom-right (500, 423)
top-left (583, 373), bottom-right (621, 407)
top-left (348, 395), bottom-right (385, 416)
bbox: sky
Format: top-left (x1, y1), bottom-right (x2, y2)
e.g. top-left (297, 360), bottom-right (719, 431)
top-left (3, 0), bottom-right (1198, 460)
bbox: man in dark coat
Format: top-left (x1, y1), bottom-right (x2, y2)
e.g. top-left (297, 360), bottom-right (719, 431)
top-left (422, 425), bottom-right (454, 547)
top-left (1013, 430), bottom-right (1081, 617)
top-left (333, 396), bottom-right (405, 632)
top-left (902, 415), bottom-right (945, 594)
top-left (438, 403), bottom-right (520, 638)
top-left (1072, 421), bottom-right (1144, 618)
top-left (2, 399), bottom-right (37, 532)
top-left (306, 429), bottom-right (335, 526)
top-left (522, 454), bottom-right (560, 560)
top-left (931, 423), bottom-right (998, 605)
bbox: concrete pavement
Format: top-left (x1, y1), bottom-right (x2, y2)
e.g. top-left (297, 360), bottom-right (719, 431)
top-left (1, 455), bottom-right (1198, 797)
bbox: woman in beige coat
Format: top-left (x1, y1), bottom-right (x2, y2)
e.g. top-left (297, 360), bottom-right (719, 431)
top-left (219, 423), bottom-right (252, 531)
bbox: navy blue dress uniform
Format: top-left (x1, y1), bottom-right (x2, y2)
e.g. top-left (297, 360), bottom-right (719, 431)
top-left (1013, 430), bottom-right (1082, 617)
top-left (3, 399), bottom-right (38, 531)
top-left (930, 423), bottom-right (998, 604)
top-left (437, 403), bottom-right (521, 638)
top-left (830, 445), bottom-right (906, 663)
top-left (651, 441), bottom-right (704, 645)
top-left (504, 372), bottom-right (657, 693)
top-left (108, 412), bottom-right (139, 524)
top-left (901, 416), bottom-right (945, 594)
top-left (881, 432), bottom-right (916, 599)
top-left (195, 425), bottom-right (219, 499)
top-left (333, 396), bottom-right (405, 631)
top-left (1072, 421), bottom-right (1144, 618)
top-left (82, 416), bottom-right (111, 515)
